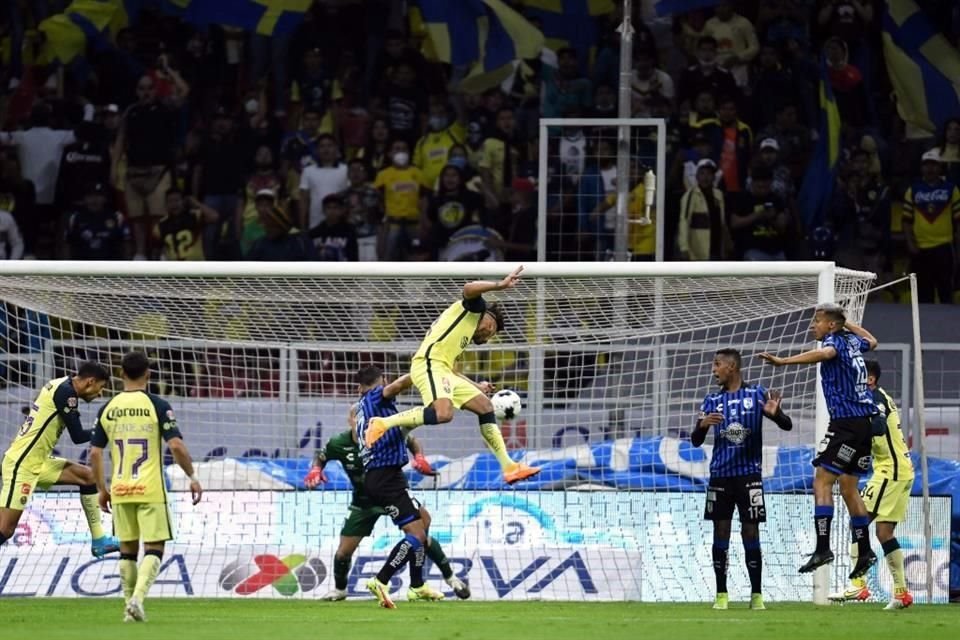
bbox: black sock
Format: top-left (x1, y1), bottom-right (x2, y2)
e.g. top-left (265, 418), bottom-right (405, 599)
top-left (881, 537), bottom-right (900, 556)
top-left (425, 536), bottom-right (452, 579)
top-left (409, 541), bottom-right (426, 588)
top-left (744, 540), bottom-right (762, 594)
top-left (712, 540), bottom-right (729, 594)
top-left (814, 505), bottom-right (834, 553)
top-left (376, 534), bottom-right (421, 584)
top-left (850, 515), bottom-right (871, 556)
top-left (423, 407), bottom-right (438, 424)
top-left (79, 483), bottom-right (97, 495)
top-left (333, 555), bottom-right (351, 590)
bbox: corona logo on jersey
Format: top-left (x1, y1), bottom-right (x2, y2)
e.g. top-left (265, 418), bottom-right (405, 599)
top-left (219, 554), bottom-right (326, 596)
top-left (112, 483), bottom-right (147, 497)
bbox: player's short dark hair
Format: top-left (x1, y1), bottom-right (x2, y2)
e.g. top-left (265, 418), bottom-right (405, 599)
top-left (715, 348), bottom-right (742, 369)
top-left (356, 365), bottom-right (383, 386)
top-left (121, 351), bottom-right (151, 379)
top-left (815, 303), bottom-right (846, 325)
top-left (865, 359), bottom-right (881, 381)
top-left (485, 303), bottom-right (505, 333)
top-left (698, 36), bottom-right (718, 49)
top-left (77, 361), bottom-right (110, 381)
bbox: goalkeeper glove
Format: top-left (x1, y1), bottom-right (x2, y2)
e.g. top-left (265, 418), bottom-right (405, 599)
top-left (412, 453), bottom-right (436, 476)
top-left (304, 466), bottom-right (328, 488)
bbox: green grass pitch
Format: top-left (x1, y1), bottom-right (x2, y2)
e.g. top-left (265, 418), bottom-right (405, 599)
top-left (4, 600), bottom-right (958, 640)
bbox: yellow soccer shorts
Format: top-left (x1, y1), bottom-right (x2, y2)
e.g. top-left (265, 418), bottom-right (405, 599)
top-left (112, 502), bottom-right (174, 543)
top-left (1, 456), bottom-right (67, 511)
top-left (862, 477), bottom-right (913, 523)
top-left (411, 358), bottom-right (482, 409)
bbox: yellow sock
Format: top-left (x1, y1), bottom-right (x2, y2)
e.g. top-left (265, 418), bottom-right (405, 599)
top-left (849, 543), bottom-right (866, 589)
top-left (133, 553), bottom-right (162, 601)
top-left (119, 559), bottom-right (138, 600)
top-left (382, 407), bottom-right (425, 429)
top-left (79, 492), bottom-right (105, 539)
top-left (479, 423), bottom-right (514, 471)
top-left (885, 548), bottom-right (907, 593)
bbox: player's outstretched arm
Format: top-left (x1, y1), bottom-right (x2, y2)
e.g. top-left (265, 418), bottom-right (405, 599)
top-left (168, 437), bottom-right (202, 505)
top-left (383, 374), bottom-right (414, 399)
top-left (758, 346), bottom-right (837, 367)
top-left (455, 372), bottom-right (495, 395)
top-left (763, 389), bottom-right (793, 431)
top-left (305, 448), bottom-right (329, 488)
top-left (463, 265), bottom-right (524, 299)
top-left (405, 435), bottom-right (437, 476)
top-left (844, 320), bottom-right (879, 351)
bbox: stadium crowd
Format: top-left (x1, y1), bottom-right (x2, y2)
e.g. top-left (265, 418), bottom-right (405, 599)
top-left (0, 1), bottom-right (959, 302)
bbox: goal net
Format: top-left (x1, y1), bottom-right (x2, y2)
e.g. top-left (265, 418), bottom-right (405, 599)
top-left (0, 261), bottom-right (898, 601)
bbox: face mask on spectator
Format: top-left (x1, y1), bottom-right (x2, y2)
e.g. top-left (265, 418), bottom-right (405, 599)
top-left (429, 115), bottom-right (448, 131)
top-left (245, 99), bottom-right (259, 114)
top-left (448, 155), bottom-right (468, 170)
top-left (393, 151), bottom-right (410, 167)
top-left (697, 54), bottom-right (717, 69)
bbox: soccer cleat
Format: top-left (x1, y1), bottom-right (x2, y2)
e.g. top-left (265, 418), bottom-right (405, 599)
top-left (407, 584), bottom-right (445, 601)
top-left (366, 578), bottom-right (396, 609)
top-left (750, 593), bottom-right (766, 610)
top-left (122, 603), bottom-right (134, 623)
top-left (828, 585), bottom-right (871, 602)
top-left (320, 588), bottom-right (348, 601)
top-left (849, 550), bottom-right (878, 580)
top-left (884, 590), bottom-right (914, 610)
top-left (445, 576), bottom-right (471, 600)
top-left (125, 597), bottom-right (146, 622)
top-left (364, 417), bottom-right (389, 447)
top-left (799, 550), bottom-right (835, 573)
top-left (91, 535), bottom-right (120, 558)
top-left (504, 462), bottom-right (541, 485)
top-left (712, 593), bottom-right (729, 610)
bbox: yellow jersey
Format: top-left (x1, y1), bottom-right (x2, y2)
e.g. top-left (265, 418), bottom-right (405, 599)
top-left (413, 297), bottom-right (487, 368)
top-left (374, 166), bottom-right (426, 222)
top-left (3, 377), bottom-right (89, 475)
top-left (91, 390), bottom-right (182, 504)
top-left (870, 386), bottom-right (914, 482)
top-left (413, 122), bottom-right (466, 188)
top-left (603, 183), bottom-right (655, 257)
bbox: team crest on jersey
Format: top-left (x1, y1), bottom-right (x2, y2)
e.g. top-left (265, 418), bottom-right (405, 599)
top-left (442, 377), bottom-right (452, 393)
top-left (21, 483), bottom-right (31, 495)
top-left (742, 397), bottom-right (754, 410)
top-left (460, 336), bottom-right (469, 349)
top-left (67, 397), bottom-right (78, 408)
top-left (722, 422), bottom-right (750, 444)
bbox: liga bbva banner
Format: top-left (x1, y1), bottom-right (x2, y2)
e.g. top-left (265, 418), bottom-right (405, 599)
top-left (1, 491), bottom-right (950, 602)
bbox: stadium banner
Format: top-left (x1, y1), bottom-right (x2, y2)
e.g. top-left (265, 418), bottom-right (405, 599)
top-left (2, 491), bottom-right (950, 602)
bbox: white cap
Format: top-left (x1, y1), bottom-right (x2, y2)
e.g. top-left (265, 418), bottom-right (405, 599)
top-left (254, 189), bottom-right (276, 199)
top-left (921, 149), bottom-right (943, 163)
top-left (696, 158), bottom-right (717, 171)
top-left (105, 104), bottom-right (119, 113)
top-left (759, 138), bottom-right (780, 151)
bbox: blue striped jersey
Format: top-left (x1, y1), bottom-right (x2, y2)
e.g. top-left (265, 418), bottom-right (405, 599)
top-left (820, 331), bottom-right (877, 419)
top-left (699, 384), bottom-right (768, 478)
top-left (354, 385), bottom-right (407, 470)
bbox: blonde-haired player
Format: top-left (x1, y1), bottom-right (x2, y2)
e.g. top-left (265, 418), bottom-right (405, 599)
top-left (363, 265), bottom-right (539, 484)
top-left (829, 359), bottom-right (914, 609)
top-left (89, 351), bottom-right (202, 622)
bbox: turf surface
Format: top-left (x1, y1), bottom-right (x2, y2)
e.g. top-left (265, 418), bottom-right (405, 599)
top-left (3, 599), bottom-right (957, 640)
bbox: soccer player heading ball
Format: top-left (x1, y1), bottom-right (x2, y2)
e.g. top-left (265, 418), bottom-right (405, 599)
top-left (363, 265), bottom-right (539, 485)
top-left (759, 303), bottom-right (879, 580)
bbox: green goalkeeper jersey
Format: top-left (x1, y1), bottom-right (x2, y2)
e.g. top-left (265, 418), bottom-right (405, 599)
top-left (322, 430), bottom-right (371, 508)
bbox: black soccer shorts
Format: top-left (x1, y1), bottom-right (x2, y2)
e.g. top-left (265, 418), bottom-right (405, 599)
top-left (813, 416), bottom-right (873, 476)
top-left (704, 474), bottom-right (766, 523)
top-left (363, 466), bottom-right (422, 528)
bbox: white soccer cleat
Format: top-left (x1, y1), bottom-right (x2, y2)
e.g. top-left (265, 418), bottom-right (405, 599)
top-left (829, 585), bottom-right (871, 602)
top-left (320, 588), bottom-right (348, 601)
top-left (125, 597), bottom-right (146, 622)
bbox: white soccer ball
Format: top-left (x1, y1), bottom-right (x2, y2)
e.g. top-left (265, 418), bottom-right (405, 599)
top-left (492, 389), bottom-right (523, 421)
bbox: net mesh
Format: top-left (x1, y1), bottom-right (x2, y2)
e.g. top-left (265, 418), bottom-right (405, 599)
top-left (0, 266), bottom-right (886, 601)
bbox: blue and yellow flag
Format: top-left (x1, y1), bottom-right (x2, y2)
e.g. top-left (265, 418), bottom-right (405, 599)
top-left (163, 0), bottom-right (311, 36)
top-left (654, 0), bottom-right (721, 16)
top-left (517, 1), bottom-right (614, 67)
top-left (883, 0), bottom-right (960, 135)
top-left (416, 0), bottom-right (544, 93)
top-left (38, 0), bottom-right (136, 64)
top-left (797, 59), bottom-right (841, 229)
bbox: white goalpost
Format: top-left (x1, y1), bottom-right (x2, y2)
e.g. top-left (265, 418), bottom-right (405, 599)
top-left (0, 261), bottom-right (945, 603)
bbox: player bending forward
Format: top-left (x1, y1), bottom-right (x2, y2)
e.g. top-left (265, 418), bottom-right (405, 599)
top-left (90, 352), bottom-right (202, 623)
top-left (692, 349), bottom-right (793, 611)
top-left (364, 266), bottom-right (537, 484)
top-left (304, 366), bottom-right (469, 601)
top-left (759, 303), bottom-right (878, 578)
top-left (0, 361), bottom-right (120, 557)
top-left (829, 359), bottom-right (914, 610)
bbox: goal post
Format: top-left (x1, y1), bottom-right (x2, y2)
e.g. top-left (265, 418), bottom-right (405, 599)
top-left (7, 259), bottom-right (943, 603)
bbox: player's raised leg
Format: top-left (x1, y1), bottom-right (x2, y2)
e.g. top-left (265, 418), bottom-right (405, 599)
top-left (460, 392), bottom-right (539, 484)
top-left (52, 459), bottom-right (120, 557)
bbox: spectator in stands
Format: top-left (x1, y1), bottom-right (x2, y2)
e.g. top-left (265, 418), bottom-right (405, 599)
top-left (356, 117), bottom-right (391, 173)
top-left (678, 37), bottom-right (739, 108)
top-left (299, 134), bottom-right (349, 231)
top-left (194, 107), bottom-right (245, 259)
top-left (370, 29), bottom-right (431, 96)
top-left (64, 182), bottom-right (130, 260)
top-left (631, 48), bottom-right (675, 108)
top-left (56, 121), bottom-right (110, 214)
top-left (153, 189), bottom-right (218, 261)
top-left (414, 95), bottom-right (466, 191)
top-left (309, 194), bottom-right (358, 261)
top-left (757, 102), bottom-right (812, 183)
top-left (682, 132), bottom-right (722, 191)
top-left (423, 165), bottom-right (484, 260)
top-left (114, 69), bottom-right (189, 260)
top-left (695, 96), bottom-right (752, 209)
top-left (589, 83), bottom-right (618, 119)
top-left (446, 144), bottom-right (483, 192)
top-left (704, 1), bottom-right (760, 89)
top-left (750, 45), bottom-right (803, 130)
top-left (542, 48), bottom-right (593, 119)
top-left (758, 0), bottom-right (812, 47)
top-left (824, 37), bottom-right (869, 128)
top-left (282, 106), bottom-right (323, 171)
top-left (677, 159), bottom-right (729, 261)
top-left (494, 177), bottom-right (538, 260)
top-left (936, 117), bottom-right (960, 185)
top-left (730, 167), bottom-right (791, 260)
top-left (340, 159), bottom-right (382, 261)
top-left (591, 162), bottom-right (655, 261)
top-left (748, 138), bottom-right (795, 200)
top-left (817, 0), bottom-right (874, 60)
top-left (0, 205), bottom-right (24, 260)
top-left (374, 139), bottom-right (428, 260)
top-left (375, 61), bottom-right (428, 147)
top-left (479, 107), bottom-right (526, 216)
top-left (246, 189), bottom-right (317, 261)
top-left (902, 150), bottom-right (960, 304)
top-left (238, 145), bottom-right (283, 255)
top-left (289, 47), bottom-right (341, 137)
top-left (830, 148), bottom-right (890, 274)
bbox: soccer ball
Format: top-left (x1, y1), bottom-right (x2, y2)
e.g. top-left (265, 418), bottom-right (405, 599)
top-left (492, 389), bottom-right (522, 421)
